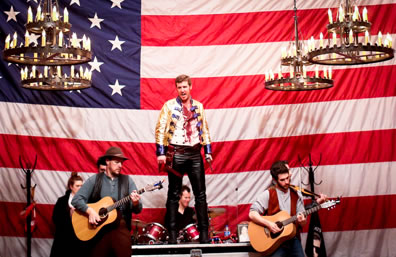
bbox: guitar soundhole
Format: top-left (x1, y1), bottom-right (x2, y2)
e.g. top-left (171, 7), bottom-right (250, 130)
top-left (270, 221), bottom-right (284, 239)
top-left (97, 208), bottom-right (109, 225)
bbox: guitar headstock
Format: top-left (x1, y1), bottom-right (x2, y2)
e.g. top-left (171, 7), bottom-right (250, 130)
top-left (320, 197), bottom-right (341, 210)
top-left (144, 179), bottom-right (165, 192)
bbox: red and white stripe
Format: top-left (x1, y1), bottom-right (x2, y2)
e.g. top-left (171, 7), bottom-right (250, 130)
top-left (1, 0), bottom-right (395, 256)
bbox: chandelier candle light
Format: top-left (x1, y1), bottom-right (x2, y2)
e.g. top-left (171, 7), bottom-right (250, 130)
top-left (3, 0), bottom-right (92, 90)
top-left (265, 0), bottom-right (334, 91)
top-left (307, 0), bottom-right (394, 65)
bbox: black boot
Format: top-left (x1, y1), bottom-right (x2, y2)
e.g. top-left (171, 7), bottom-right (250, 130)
top-left (199, 229), bottom-right (210, 244)
top-left (166, 201), bottom-right (179, 244)
top-left (195, 202), bottom-right (210, 244)
top-left (168, 230), bottom-right (178, 244)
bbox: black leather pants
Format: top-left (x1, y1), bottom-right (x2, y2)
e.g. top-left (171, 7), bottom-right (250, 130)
top-left (166, 145), bottom-right (209, 242)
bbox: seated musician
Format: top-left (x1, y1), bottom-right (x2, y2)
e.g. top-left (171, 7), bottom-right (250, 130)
top-left (164, 185), bottom-right (196, 234)
top-left (249, 160), bottom-right (326, 257)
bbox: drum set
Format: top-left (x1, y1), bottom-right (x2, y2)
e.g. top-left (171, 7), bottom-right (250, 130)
top-left (131, 207), bottom-right (232, 245)
top-left (132, 220), bottom-right (200, 244)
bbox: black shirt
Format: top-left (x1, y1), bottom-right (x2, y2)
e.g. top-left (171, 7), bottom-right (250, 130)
top-left (165, 206), bottom-right (196, 232)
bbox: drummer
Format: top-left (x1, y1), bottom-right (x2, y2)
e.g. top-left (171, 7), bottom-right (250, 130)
top-left (164, 185), bottom-right (196, 233)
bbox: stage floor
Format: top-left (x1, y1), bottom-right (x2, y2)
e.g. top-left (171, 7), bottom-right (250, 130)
top-left (132, 242), bottom-right (261, 256)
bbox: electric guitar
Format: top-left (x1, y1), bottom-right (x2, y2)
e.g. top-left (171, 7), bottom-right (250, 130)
top-left (248, 198), bottom-right (340, 255)
top-left (72, 179), bottom-right (164, 241)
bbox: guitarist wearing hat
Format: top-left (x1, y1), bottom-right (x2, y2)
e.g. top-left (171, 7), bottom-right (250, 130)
top-left (249, 160), bottom-right (327, 257)
top-left (72, 146), bottom-right (142, 257)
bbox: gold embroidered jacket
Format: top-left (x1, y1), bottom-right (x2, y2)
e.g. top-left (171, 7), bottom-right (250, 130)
top-left (155, 97), bottom-right (212, 156)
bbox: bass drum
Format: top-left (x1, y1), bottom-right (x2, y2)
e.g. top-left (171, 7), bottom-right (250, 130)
top-left (137, 222), bottom-right (168, 244)
top-left (181, 223), bottom-right (200, 242)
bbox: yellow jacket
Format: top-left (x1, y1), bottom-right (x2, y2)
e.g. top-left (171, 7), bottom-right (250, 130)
top-left (155, 97), bottom-right (212, 155)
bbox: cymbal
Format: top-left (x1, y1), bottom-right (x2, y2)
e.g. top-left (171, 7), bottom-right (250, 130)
top-left (208, 207), bottom-right (226, 218)
top-left (131, 219), bottom-right (147, 228)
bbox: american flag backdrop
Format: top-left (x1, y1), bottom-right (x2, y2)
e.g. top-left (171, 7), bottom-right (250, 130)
top-left (0, 0), bottom-right (395, 256)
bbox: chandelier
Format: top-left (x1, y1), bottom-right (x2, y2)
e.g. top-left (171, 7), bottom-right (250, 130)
top-left (265, 0), bottom-right (334, 91)
top-left (307, 0), bottom-right (394, 65)
top-left (2, 0), bottom-right (92, 90)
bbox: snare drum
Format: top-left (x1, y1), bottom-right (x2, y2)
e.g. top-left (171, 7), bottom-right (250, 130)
top-left (137, 223), bottom-right (167, 244)
top-left (182, 223), bottom-right (200, 242)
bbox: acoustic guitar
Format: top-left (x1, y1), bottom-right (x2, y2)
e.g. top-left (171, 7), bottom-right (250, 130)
top-left (248, 199), bottom-right (340, 255)
top-left (72, 180), bottom-right (164, 241)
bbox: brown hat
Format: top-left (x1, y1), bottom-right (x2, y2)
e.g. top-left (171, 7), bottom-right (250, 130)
top-left (100, 146), bottom-right (129, 160)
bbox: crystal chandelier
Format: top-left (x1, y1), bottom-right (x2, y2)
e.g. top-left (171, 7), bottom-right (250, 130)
top-left (265, 0), bottom-right (334, 91)
top-left (2, 0), bottom-right (92, 90)
top-left (307, 0), bottom-right (394, 65)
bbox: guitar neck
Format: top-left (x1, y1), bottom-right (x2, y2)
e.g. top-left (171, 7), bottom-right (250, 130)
top-left (282, 204), bottom-right (322, 226)
top-left (107, 187), bottom-right (145, 213)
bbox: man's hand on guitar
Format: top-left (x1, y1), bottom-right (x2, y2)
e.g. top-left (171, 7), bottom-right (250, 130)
top-left (296, 212), bottom-right (307, 226)
top-left (316, 193), bottom-right (328, 204)
top-left (86, 207), bottom-right (101, 226)
top-left (130, 190), bottom-right (140, 206)
top-left (268, 221), bottom-right (282, 234)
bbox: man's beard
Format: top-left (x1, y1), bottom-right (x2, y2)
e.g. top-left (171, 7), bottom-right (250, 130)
top-left (279, 183), bottom-right (289, 191)
top-left (110, 169), bottom-right (121, 176)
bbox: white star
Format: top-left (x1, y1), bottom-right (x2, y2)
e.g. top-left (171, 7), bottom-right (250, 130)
top-left (4, 6), bottom-right (20, 22)
top-left (70, 0), bottom-right (80, 6)
top-left (26, 0), bottom-right (38, 3)
top-left (109, 35), bottom-right (125, 51)
top-left (70, 35), bottom-right (84, 48)
top-left (89, 57), bottom-right (104, 72)
top-left (110, 0), bottom-right (124, 9)
top-left (27, 33), bottom-right (40, 46)
top-left (109, 80), bottom-right (125, 96)
top-left (69, 90), bottom-right (81, 93)
top-left (88, 13), bottom-right (104, 29)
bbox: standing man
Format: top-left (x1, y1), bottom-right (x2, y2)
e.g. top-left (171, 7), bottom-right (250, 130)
top-left (249, 160), bottom-right (327, 257)
top-left (155, 74), bottom-right (212, 244)
top-left (72, 146), bottom-right (142, 257)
